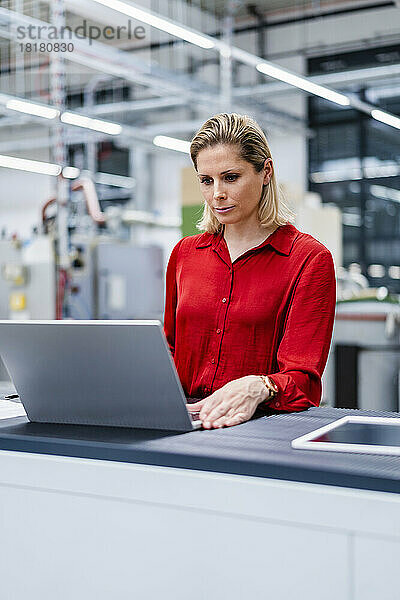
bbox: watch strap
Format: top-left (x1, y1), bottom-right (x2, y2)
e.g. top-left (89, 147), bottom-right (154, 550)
top-left (259, 375), bottom-right (278, 402)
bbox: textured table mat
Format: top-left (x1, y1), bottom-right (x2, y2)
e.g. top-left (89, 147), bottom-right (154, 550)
top-left (0, 404), bottom-right (400, 494)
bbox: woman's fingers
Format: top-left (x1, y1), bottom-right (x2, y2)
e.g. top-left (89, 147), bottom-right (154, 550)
top-left (204, 404), bottom-right (247, 428)
top-left (186, 399), bottom-right (205, 411)
top-left (204, 410), bottom-right (246, 429)
top-left (212, 406), bottom-right (237, 428)
top-left (196, 377), bottom-right (263, 429)
top-left (224, 413), bottom-right (246, 427)
top-left (211, 415), bottom-right (227, 428)
top-left (199, 393), bottom-right (222, 421)
top-left (201, 400), bottom-right (230, 426)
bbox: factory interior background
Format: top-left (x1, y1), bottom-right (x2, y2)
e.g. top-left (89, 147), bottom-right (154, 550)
top-left (0, 0), bottom-right (399, 412)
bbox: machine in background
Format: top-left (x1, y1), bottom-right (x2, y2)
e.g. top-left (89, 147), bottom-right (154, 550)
top-left (323, 300), bottom-right (400, 412)
top-left (67, 238), bottom-right (163, 321)
top-left (0, 175), bottom-right (174, 380)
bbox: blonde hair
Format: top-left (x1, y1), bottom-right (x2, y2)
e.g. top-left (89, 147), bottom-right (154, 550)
top-left (190, 113), bottom-right (294, 233)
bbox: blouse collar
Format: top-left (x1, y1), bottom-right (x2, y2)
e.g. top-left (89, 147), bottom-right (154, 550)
top-left (195, 222), bottom-right (298, 257)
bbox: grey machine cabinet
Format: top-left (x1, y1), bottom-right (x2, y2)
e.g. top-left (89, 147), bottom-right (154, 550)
top-left (96, 242), bottom-right (164, 321)
top-left (323, 301), bottom-right (400, 412)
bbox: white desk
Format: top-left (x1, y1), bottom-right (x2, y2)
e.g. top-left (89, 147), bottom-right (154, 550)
top-left (0, 403), bottom-right (399, 600)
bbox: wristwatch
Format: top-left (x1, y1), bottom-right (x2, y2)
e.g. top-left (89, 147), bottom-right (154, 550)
top-left (259, 375), bottom-right (279, 403)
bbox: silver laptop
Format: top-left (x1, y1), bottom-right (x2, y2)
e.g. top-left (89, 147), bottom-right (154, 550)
top-left (0, 320), bottom-right (202, 431)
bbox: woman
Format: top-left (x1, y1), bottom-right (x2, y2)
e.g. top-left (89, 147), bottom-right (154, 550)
top-left (164, 113), bottom-right (336, 429)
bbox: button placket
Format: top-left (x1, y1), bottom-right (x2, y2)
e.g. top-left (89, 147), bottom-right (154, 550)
top-left (209, 268), bottom-right (233, 392)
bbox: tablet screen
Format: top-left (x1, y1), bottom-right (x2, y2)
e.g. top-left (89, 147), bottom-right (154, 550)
top-left (313, 421), bottom-right (400, 447)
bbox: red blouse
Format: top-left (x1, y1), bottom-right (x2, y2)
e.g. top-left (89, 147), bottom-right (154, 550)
top-left (163, 222), bottom-right (336, 412)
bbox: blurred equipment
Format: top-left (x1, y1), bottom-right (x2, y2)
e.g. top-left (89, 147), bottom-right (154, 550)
top-left (336, 264), bottom-right (388, 302)
top-left (1, 173), bottom-right (168, 324)
top-left (67, 239), bottom-right (163, 320)
top-left (323, 300), bottom-right (400, 412)
top-left (0, 235), bottom-right (55, 321)
top-left (295, 193), bottom-right (342, 270)
top-left (65, 175), bottom-right (166, 321)
top-left (0, 235), bottom-right (56, 380)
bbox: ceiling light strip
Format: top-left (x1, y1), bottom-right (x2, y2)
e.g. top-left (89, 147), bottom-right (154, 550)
top-left (153, 135), bottom-right (191, 153)
top-left (256, 63), bottom-right (350, 106)
top-left (90, 0), bottom-right (215, 49)
top-left (90, 0), bottom-right (400, 126)
top-left (0, 154), bottom-right (62, 176)
top-left (371, 109), bottom-right (400, 130)
top-left (6, 99), bottom-right (60, 120)
top-left (60, 112), bottom-right (122, 135)
top-left (91, 0), bottom-right (349, 107)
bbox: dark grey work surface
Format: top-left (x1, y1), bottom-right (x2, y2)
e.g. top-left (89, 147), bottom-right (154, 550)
top-left (1, 406), bottom-right (400, 494)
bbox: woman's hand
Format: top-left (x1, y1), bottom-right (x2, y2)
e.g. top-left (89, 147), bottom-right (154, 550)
top-left (187, 376), bottom-right (269, 429)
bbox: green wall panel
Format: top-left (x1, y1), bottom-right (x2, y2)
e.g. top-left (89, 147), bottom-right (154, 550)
top-left (181, 204), bottom-right (203, 237)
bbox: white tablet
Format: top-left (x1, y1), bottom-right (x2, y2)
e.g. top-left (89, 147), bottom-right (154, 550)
top-left (291, 415), bottom-right (400, 456)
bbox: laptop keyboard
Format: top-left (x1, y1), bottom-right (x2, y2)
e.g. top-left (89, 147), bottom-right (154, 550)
top-left (190, 411), bottom-right (201, 422)
top-left (186, 397), bottom-right (202, 423)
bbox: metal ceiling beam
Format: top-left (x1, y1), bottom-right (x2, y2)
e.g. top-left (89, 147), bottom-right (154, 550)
top-left (233, 63), bottom-right (400, 99)
top-left (0, 6), bottom-right (308, 135)
top-left (0, 130), bottom-right (152, 153)
top-left (0, 124), bottom-right (202, 153)
top-left (85, 96), bottom-right (187, 116)
top-left (1, 61), bottom-right (397, 130)
top-left (81, 61), bottom-right (400, 119)
top-left (74, 0), bottom-right (400, 125)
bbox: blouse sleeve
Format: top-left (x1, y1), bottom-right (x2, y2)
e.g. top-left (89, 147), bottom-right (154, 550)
top-left (163, 239), bottom-right (183, 357)
top-left (266, 249), bottom-right (336, 412)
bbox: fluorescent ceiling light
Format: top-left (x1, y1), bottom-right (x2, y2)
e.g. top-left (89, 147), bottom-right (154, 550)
top-left (364, 164), bottom-right (400, 178)
top-left (62, 166), bottom-right (81, 179)
top-left (0, 154), bottom-right (61, 176)
top-left (153, 135), bottom-right (191, 153)
top-left (370, 184), bottom-right (400, 204)
top-left (61, 112), bottom-right (122, 135)
top-left (6, 99), bottom-right (60, 120)
top-left (310, 169), bottom-right (362, 183)
top-left (342, 213), bottom-right (361, 227)
top-left (122, 209), bottom-right (182, 228)
top-left (256, 62), bottom-right (350, 106)
top-left (367, 264), bottom-right (385, 278)
top-left (95, 172), bottom-right (136, 188)
top-left (388, 266), bottom-right (400, 280)
top-left (91, 0), bottom-right (215, 49)
top-left (371, 109), bottom-right (400, 130)
top-left (311, 164), bottom-right (400, 183)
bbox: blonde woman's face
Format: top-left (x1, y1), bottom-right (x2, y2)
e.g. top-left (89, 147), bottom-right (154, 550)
top-left (196, 144), bottom-right (272, 228)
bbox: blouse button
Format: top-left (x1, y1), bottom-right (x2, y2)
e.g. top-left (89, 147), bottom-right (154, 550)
top-left (216, 328), bottom-right (221, 334)
top-left (211, 358), bottom-right (215, 364)
top-left (275, 402), bottom-right (281, 408)
top-left (222, 297), bottom-right (227, 303)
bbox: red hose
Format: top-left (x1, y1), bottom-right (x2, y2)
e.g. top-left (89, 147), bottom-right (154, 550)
top-left (71, 178), bottom-right (105, 225)
top-left (56, 268), bottom-right (68, 320)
